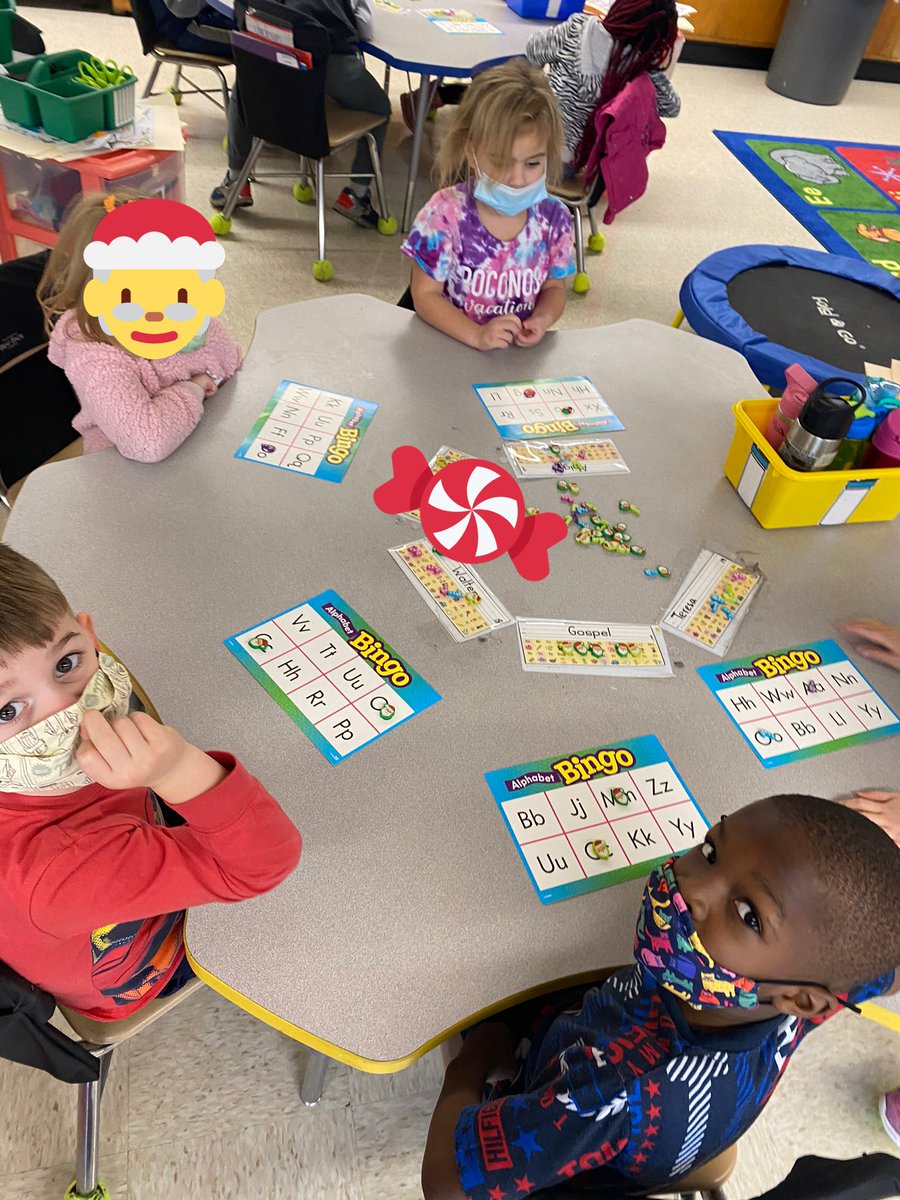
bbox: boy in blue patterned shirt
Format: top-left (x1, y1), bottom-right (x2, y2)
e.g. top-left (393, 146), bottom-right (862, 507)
top-left (422, 794), bottom-right (900, 1199)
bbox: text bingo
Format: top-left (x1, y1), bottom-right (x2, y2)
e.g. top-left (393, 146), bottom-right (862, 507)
top-left (698, 638), bottom-right (900, 767)
top-left (389, 539), bottom-right (513, 641)
top-left (234, 381), bottom-right (377, 483)
top-left (473, 377), bottom-right (624, 441)
top-left (486, 735), bottom-right (709, 904)
top-left (224, 590), bottom-right (440, 764)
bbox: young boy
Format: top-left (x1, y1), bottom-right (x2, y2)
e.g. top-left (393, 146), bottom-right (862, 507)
top-left (422, 793), bottom-right (900, 1199)
top-left (0, 544), bottom-right (301, 1021)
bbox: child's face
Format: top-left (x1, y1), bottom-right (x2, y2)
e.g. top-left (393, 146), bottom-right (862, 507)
top-left (0, 614), bottom-right (100, 744)
top-left (469, 127), bottom-right (548, 189)
top-left (672, 799), bottom-right (829, 998)
top-left (82, 268), bottom-right (225, 360)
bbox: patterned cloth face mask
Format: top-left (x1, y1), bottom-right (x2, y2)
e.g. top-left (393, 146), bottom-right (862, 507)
top-left (634, 858), bottom-right (859, 1013)
top-left (0, 653), bottom-right (133, 794)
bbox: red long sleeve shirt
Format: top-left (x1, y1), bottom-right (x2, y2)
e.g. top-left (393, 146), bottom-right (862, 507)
top-left (0, 753), bottom-right (301, 1020)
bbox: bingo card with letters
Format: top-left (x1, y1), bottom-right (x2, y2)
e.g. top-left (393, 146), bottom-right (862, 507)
top-left (473, 376), bottom-right (624, 441)
top-left (235, 381), bottom-right (377, 483)
top-left (698, 639), bottom-right (900, 767)
top-left (486, 735), bottom-right (708, 904)
top-left (225, 591), bottom-right (440, 764)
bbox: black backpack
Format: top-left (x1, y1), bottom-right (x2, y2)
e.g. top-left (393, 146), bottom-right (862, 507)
top-left (0, 251), bottom-right (80, 489)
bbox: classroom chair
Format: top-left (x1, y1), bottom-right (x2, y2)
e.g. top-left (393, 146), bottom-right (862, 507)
top-left (550, 172), bottom-right (607, 296)
top-left (209, 24), bottom-right (396, 282)
top-left (131, 0), bottom-right (231, 112)
top-left (0, 250), bottom-right (82, 510)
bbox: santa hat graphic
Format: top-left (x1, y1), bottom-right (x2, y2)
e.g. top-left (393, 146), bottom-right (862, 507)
top-left (84, 198), bottom-right (225, 275)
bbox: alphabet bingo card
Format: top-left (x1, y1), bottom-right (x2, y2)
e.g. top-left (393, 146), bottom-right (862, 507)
top-left (486, 735), bottom-right (709, 905)
top-left (698, 639), bottom-right (900, 768)
top-left (473, 377), bottom-right (624, 442)
top-left (224, 591), bottom-right (440, 764)
top-left (234, 381), bottom-right (377, 483)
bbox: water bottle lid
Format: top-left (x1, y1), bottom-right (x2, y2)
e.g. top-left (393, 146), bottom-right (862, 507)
top-left (799, 378), bottom-right (865, 441)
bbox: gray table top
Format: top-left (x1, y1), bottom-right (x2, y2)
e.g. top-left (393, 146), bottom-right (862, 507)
top-left (7, 298), bottom-right (899, 1067)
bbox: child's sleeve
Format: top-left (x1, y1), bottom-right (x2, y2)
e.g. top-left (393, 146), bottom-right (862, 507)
top-left (201, 318), bottom-right (243, 381)
top-left (546, 203), bottom-right (576, 279)
top-left (400, 193), bottom-right (457, 284)
top-left (350, 0), bottom-right (374, 39)
top-left (29, 754), bottom-right (302, 938)
top-left (62, 342), bottom-right (206, 463)
top-left (454, 1051), bottom-right (630, 1200)
top-left (649, 70), bottom-right (681, 117)
top-left (525, 17), bottom-right (573, 65)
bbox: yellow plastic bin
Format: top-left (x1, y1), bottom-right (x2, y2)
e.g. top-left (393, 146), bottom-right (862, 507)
top-left (724, 398), bottom-right (900, 529)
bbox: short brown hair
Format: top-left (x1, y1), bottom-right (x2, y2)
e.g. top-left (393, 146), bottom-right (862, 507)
top-left (438, 59), bottom-right (565, 187)
top-left (0, 544), bottom-right (71, 661)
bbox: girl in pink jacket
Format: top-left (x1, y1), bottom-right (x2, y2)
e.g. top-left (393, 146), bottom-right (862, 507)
top-left (38, 192), bottom-right (241, 463)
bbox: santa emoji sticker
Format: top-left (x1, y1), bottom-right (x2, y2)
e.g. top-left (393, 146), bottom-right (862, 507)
top-left (82, 198), bottom-right (226, 360)
top-left (374, 446), bottom-right (567, 581)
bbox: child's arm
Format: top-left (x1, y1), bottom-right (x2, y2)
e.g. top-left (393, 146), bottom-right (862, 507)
top-left (29, 710), bottom-right (302, 937)
top-left (63, 344), bottom-right (206, 463)
top-left (525, 16), bottom-right (573, 66)
top-left (350, 0), bottom-right (374, 39)
top-left (410, 265), bottom-right (523, 351)
top-left (515, 278), bottom-right (566, 347)
top-left (649, 70), bottom-right (681, 117)
top-left (839, 619), bottom-right (900, 671)
top-left (201, 318), bottom-right (243, 383)
top-left (841, 791), bottom-right (900, 849)
top-left (422, 1024), bottom-right (517, 1200)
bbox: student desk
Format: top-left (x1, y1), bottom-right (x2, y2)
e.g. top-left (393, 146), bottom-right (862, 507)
top-left (6, 298), bottom-right (900, 1090)
top-left (204, 0), bottom-right (550, 230)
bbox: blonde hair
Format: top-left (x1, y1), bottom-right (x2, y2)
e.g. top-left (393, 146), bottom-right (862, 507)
top-left (437, 59), bottom-right (564, 188)
top-left (0, 544), bottom-right (71, 661)
top-left (37, 188), bottom-right (148, 343)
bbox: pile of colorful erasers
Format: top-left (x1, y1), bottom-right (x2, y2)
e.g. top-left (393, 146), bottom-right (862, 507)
top-left (524, 485), bottom-right (671, 579)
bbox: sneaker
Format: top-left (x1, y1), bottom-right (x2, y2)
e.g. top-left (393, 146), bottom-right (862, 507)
top-left (400, 88), bottom-right (442, 133)
top-left (881, 1089), bottom-right (900, 1149)
top-left (332, 187), bottom-right (379, 229)
top-left (210, 179), bottom-right (253, 209)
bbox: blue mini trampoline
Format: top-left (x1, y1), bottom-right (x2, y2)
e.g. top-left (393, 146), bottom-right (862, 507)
top-left (677, 245), bottom-right (900, 390)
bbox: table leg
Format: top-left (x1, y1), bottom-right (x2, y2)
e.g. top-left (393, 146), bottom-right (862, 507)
top-left (300, 1048), bottom-right (330, 1107)
top-left (402, 74), bottom-right (437, 233)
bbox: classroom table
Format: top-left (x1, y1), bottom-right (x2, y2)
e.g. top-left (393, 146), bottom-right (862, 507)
top-left (7, 298), bottom-right (900, 1095)
top-left (204, 0), bottom-right (550, 230)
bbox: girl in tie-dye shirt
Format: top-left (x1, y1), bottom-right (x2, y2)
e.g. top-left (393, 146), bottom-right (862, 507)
top-left (401, 61), bottom-right (574, 352)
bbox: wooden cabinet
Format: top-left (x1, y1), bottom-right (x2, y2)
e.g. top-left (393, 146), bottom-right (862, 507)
top-left (688, 0), bottom-right (900, 63)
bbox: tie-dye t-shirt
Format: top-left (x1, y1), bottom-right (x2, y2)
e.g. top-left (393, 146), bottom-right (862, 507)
top-left (401, 184), bottom-right (575, 325)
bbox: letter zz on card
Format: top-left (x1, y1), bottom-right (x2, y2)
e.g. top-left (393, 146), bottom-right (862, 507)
top-left (486, 735), bottom-right (709, 904)
top-left (224, 590), bottom-right (440, 763)
top-left (698, 638), bottom-right (900, 768)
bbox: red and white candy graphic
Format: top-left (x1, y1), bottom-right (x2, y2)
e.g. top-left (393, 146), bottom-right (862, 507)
top-left (374, 446), bottom-right (567, 581)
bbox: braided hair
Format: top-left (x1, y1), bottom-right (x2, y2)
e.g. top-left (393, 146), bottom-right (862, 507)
top-left (573, 0), bottom-right (678, 172)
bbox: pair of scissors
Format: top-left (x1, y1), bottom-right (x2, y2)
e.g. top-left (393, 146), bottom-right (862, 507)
top-left (75, 57), bottom-right (134, 89)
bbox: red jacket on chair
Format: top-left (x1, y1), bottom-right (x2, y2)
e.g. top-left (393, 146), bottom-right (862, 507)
top-left (583, 73), bottom-right (667, 225)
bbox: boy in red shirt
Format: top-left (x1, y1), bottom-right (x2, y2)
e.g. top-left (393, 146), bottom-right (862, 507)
top-left (0, 544), bottom-right (301, 1021)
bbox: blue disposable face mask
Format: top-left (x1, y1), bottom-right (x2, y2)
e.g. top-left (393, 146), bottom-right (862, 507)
top-left (472, 154), bottom-right (548, 217)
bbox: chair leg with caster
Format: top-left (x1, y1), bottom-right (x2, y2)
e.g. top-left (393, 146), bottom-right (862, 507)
top-left (672, 308), bottom-right (685, 328)
top-left (300, 1048), bottom-right (329, 1107)
top-left (312, 158), bottom-right (333, 281)
top-left (571, 207), bottom-right (590, 294)
top-left (210, 137), bottom-right (264, 235)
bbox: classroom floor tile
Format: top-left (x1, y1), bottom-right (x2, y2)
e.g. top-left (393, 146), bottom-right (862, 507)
top-left (352, 1090), bottom-right (441, 1200)
top-left (0, 1153), bottom-right (130, 1200)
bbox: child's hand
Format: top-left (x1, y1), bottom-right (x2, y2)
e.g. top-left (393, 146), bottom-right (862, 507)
top-left (514, 314), bottom-right (550, 347)
top-left (191, 372), bottom-right (218, 399)
top-left (475, 315), bottom-right (522, 351)
top-left (76, 710), bottom-right (225, 802)
top-left (839, 619), bottom-right (900, 671)
top-left (455, 1022), bottom-right (518, 1081)
top-left (841, 790), bottom-right (900, 849)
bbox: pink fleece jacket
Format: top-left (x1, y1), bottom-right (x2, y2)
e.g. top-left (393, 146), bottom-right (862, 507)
top-left (48, 312), bottom-right (242, 462)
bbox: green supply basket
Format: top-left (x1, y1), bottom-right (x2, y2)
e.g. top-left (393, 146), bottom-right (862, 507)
top-left (0, 48), bottom-right (136, 142)
top-left (0, 0), bottom-right (15, 67)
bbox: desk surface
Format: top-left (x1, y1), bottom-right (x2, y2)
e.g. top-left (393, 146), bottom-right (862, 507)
top-left (8, 298), bottom-right (900, 1069)
top-left (205, 0), bottom-right (548, 76)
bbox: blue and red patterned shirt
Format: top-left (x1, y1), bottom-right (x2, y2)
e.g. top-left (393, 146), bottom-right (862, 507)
top-left (455, 963), bottom-right (892, 1198)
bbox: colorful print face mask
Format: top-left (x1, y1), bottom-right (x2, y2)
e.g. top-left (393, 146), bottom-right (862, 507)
top-left (0, 653), bottom-right (133, 794)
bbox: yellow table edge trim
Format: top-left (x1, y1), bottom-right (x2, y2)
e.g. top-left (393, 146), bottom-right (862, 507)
top-left (860, 1000), bottom-right (900, 1035)
top-left (184, 944), bottom-right (608, 1074)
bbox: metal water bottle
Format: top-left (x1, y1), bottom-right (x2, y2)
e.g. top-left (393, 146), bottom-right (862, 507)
top-left (779, 378), bottom-right (865, 473)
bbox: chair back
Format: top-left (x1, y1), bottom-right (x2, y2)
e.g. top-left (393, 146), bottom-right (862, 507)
top-left (130, 0), bottom-right (165, 55)
top-left (0, 251), bottom-right (80, 489)
top-left (231, 0), bottom-right (331, 160)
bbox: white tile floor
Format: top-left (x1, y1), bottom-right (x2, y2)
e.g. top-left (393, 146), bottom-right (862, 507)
top-left (3, 5), bottom-right (899, 1197)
